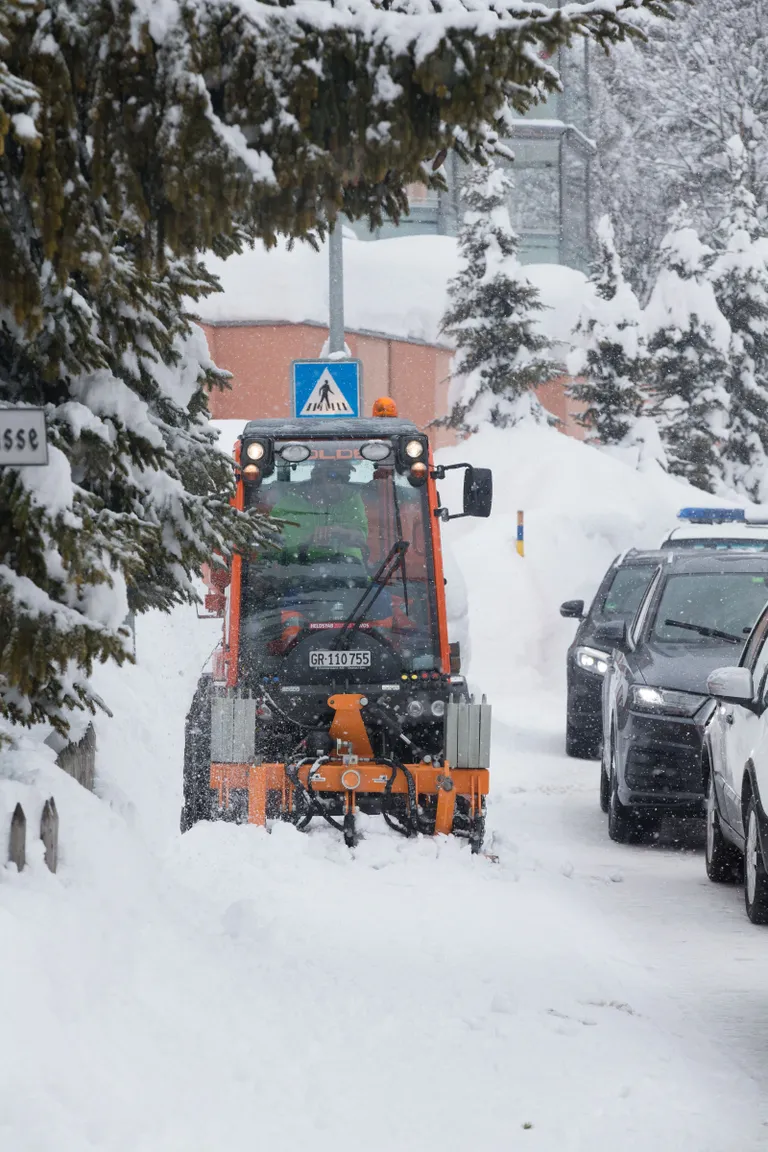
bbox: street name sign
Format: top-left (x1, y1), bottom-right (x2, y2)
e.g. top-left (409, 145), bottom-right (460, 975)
top-left (0, 408), bottom-right (48, 467)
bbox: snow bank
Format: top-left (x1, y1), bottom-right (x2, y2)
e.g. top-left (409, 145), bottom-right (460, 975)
top-left (435, 422), bottom-right (733, 701)
top-left (197, 236), bottom-right (591, 358)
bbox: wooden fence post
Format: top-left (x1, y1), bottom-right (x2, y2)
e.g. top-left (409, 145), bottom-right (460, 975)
top-left (8, 803), bottom-right (26, 871)
top-left (40, 798), bottom-right (59, 874)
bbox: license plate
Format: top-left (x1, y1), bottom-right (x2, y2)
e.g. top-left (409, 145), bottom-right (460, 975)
top-left (310, 650), bottom-right (371, 669)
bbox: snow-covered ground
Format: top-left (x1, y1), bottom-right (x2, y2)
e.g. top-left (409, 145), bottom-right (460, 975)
top-left (2, 424), bottom-right (768, 1150)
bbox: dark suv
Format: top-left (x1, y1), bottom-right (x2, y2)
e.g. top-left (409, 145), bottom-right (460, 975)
top-left (601, 551), bottom-right (768, 843)
top-left (561, 551), bottom-right (665, 758)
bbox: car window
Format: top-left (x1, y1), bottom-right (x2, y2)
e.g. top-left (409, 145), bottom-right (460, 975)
top-left (630, 567), bottom-right (662, 647)
top-left (743, 604), bottom-right (768, 670)
top-left (650, 573), bottom-right (768, 645)
top-left (599, 565), bottom-right (656, 620)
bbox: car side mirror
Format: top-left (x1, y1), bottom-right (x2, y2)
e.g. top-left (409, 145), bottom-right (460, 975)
top-left (560, 599), bottom-right (585, 620)
top-left (593, 619), bottom-right (627, 648)
top-left (707, 666), bottom-right (755, 708)
top-left (463, 467), bottom-right (493, 519)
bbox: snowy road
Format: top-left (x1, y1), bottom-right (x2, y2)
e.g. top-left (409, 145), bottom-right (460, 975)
top-left (4, 612), bottom-right (768, 1149)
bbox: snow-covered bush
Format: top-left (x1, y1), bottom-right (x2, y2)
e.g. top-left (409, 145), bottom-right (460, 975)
top-left (440, 164), bottom-right (555, 431)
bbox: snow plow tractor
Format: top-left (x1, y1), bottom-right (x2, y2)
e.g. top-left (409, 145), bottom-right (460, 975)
top-left (182, 409), bottom-right (493, 850)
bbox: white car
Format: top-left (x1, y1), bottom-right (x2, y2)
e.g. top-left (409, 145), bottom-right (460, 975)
top-left (661, 508), bottom-right (768, 552)
top-left (703, 600), bottom-right (768, 923)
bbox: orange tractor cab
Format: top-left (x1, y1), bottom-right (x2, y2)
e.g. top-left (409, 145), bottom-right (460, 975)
top-left (183, 410), bottom-right (493, 850)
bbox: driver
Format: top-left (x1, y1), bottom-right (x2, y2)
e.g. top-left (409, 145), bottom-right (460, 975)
top-left (270, 459), bottom-right (368, 563)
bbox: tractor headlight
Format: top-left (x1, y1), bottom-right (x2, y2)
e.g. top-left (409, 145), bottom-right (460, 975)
top-left (431, 699), bottom-right (446, 718)
top-left (246, 441), bottom-right (266, 461)
top-left (279, 442), bottom-right (311, 463)
top-left (405, 440), bottom-right (424, 459)
top-left (360, 440), bottom-right (392, 462)
top-left (629, 686), bottom-right (706, 717)
top-left (575, 646), bottom-right (610, 676)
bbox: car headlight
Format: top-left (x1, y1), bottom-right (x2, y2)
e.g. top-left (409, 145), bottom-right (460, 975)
top-left (575, 646), bottom-right (610, 676)
top-left (629, 686), bottom-right (706, 717)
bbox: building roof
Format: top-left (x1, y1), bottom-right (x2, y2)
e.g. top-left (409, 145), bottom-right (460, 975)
top-left (195, 235), bottom-right (591, 357)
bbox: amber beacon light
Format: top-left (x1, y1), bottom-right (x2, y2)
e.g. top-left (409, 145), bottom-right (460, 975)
top-left (372, 397), bottom-right (398, 418)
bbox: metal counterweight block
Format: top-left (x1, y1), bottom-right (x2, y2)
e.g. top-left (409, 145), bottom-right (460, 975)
top-left (444, 701), bottom-right (492, 769)
top-left (210, 693), bottom-right (257, 763)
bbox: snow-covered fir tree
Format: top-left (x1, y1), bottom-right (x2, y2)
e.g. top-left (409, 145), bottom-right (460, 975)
top-left (0, 0), bottom-right (681, 736)
top-left (645, 223), bottom-right (731, 493)
top-left (440, 164), bottom-right (555, 431)
top-left (569, 216), bottom-right (651, 452)
top-left (710, 140), bottom-right (768, 500)
top-left (593, 0), bottom-right (768, 294)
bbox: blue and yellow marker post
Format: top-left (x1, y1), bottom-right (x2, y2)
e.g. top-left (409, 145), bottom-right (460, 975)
top-left (516, 510), bottom-right (524, 557)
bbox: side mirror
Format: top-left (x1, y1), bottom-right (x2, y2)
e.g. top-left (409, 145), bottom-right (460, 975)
top-left (560, 599), bottom-right (585, 620)
top-left (707, 666), bottom-right (754, 706)
top-left (593, 619), bottom-right (627, 648)
top-left (463, 467), bottom-right (493, 519)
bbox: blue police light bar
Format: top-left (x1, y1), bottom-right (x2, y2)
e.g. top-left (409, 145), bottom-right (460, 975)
top-left (677, 507), bottom-right (746, 524)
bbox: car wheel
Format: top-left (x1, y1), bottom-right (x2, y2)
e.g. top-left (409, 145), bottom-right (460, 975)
top-left (744, 797), bottom-right (768, 924)
top-left (607, 738), bottom-right (635, 844)
top-left (566, 720), bottom-right (600, 760)
top-left (705, 772), bottom-right (742, 884)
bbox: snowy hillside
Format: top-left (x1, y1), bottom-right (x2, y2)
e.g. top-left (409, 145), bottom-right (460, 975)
top-left (2, 427), bottom-right (767, 1150)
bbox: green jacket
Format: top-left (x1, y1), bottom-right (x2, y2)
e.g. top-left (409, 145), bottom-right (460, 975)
top-left (271, 487), bottom-right (368, 562)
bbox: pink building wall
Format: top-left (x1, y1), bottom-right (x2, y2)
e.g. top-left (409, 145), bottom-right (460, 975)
top-left (201, 320), bottom-right (585, 442)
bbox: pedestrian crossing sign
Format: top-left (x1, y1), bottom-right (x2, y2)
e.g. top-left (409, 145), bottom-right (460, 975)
top-left (292, 360), bottom-right (361, 419)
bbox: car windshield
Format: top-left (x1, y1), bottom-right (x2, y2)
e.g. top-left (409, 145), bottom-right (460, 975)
top-left (239, 440), bottom-right (440, 682)
top-left (600, 565), bottom-right (655, 620)
top-left (651, 572), bottom-right (768, 645)
top-left (662, 538), bottom-right (768, 552)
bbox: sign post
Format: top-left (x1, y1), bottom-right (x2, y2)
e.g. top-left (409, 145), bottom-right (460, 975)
top-left (0, 408), bottom-right (48, 467)
top-left (328, 224), bottom-right (345, 355)
top-left (292, 360), bottom-right (362, 419)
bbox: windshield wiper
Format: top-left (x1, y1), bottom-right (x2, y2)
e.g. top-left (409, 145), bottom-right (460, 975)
top-left (664, 618), bottom-right (743, 644)
top-left (332, 540), bottom-right (410, 650)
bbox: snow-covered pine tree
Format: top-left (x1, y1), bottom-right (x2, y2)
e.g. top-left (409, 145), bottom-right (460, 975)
top-left (0, 0), bottom-right (681, 737)
top-left (569, 216), bottom-right (650, 448)
top-left (440, 164), bottom-right (556, 431)
top-left (593, 0), bottom-right (768, 294)
top-left (645, 223), bottom-right (731, 493)
top-left (710, 139), bottom-right (768, 500)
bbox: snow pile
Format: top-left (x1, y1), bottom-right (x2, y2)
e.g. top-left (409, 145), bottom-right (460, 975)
top-left (435, 421), bottom-right (735, 701)
top-left (197, 236), bottom-right (590, 358)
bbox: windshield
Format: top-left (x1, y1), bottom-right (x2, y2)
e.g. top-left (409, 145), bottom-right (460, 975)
top-left (240, 441), bottom-right (439, 683)
top-left (650, 572), bottom-right (768, 645)
top-left (661, 538), bottom-right (768, 552)
top-left (600, 566), bottom-right (655, 620)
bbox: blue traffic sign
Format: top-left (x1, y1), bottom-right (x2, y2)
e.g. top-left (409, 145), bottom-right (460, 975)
top-left (292, 360), bottom-right (361, 419)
